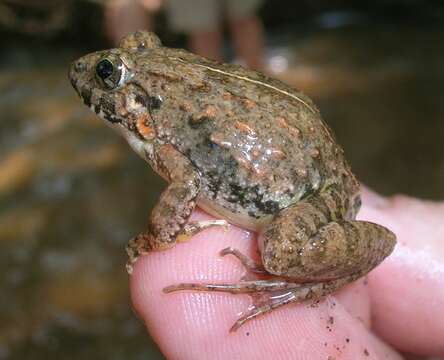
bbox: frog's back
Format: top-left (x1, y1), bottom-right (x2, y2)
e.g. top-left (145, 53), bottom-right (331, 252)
top-left (139, 48), bottom-right (359, 226)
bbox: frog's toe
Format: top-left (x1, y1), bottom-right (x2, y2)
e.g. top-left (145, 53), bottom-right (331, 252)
top-left (219, 247), bottom-right (267, 274)
top-left (178, 219), bottom-right (229, 242)
top-left (125, 234), bottom-right (154, 274)
top-left (230, 290), bottom-right (297, 332)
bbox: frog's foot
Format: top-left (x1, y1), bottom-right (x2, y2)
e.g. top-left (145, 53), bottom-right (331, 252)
top-left (126, 220), bottom-right (229, 275)
top-left (126, 234), bottom-right (153, 275)
top-left (163, 277), bottom-right (351, 332)
top-left (164, 247), bottom-right (355, 331)
top-left (220, 247), bottom-right (267, 274)
top-left (177, 220), bottom-right (229, 243)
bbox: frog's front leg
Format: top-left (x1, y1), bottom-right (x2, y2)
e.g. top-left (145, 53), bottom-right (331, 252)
top-left (164, 187), bottom-right (396, 331)
top-left (126, 144), bottom-right (227, 273)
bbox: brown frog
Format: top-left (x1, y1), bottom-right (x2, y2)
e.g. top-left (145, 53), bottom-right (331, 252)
top-left (69, 31), bottom-right (396, 332)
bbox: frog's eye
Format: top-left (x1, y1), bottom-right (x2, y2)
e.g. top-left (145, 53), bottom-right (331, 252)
top-left (95, 56), bottom-right (128, 90)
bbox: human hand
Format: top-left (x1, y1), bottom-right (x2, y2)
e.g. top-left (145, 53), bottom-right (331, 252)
top-left (130, 187), bottom-right (444, 359)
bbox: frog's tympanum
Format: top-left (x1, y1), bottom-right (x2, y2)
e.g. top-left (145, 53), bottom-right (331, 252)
top-left (69, 31), bottom-right (396, 332)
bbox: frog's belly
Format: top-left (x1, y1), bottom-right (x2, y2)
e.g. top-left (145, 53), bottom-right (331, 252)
top-left (197, 197), bottom-right (272, 232)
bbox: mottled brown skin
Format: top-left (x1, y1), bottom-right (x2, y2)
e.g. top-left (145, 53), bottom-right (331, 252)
top-left (69, 31), bottom-right (396, 332)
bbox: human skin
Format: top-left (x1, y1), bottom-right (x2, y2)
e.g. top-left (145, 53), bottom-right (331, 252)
top-left (104, 0), bottom-right (159, 46)
top-left (229, 15), bottom-right (264, 70)
top-left (130, 187), bottom-right (444, 359)
top-left (189, 14), bottom-right (264, 70)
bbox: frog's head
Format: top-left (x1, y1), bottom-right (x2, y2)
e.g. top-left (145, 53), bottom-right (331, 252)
top-left (69, 31), bottom-right (163, 144)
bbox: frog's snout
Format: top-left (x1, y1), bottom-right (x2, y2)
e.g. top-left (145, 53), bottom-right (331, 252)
top-left (68, 60), bottom-right (85, 91)
top-left (68, 59), bottom-right (94, 108)
top-left (73, 60), bottom-right (87, 73)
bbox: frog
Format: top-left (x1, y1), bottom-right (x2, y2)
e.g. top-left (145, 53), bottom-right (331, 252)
top-left (69, 31), bottom-right (396, 332)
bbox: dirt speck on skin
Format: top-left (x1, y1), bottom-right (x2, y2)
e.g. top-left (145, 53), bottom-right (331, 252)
top-left (309, 300), bottom-right (321, 308)
top-left (364, 348), bottom-right (370, 356)
top-left (325, 316), bottom-right (334, 332)
top-left (246, 332), bottom-right (250, 336)
top-left (345, 338), bottom-right (350, 343)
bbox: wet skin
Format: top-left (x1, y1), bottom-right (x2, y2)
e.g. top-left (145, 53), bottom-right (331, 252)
top-left (69, 31), bottom-right (396, 332)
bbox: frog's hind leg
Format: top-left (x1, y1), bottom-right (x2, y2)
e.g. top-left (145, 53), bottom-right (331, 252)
top-left (163, 246), bottom-right (352, 332)
top-left (163, 266), bottom-right (354, 332)
top-left (163, 185), bottom-right (396, 331)
top-left (227, 277), bottom-right (353, 332)
top-left (260, 201), bottom-right (397, 283)
top-left (162, 277), bottom-right (302, 332)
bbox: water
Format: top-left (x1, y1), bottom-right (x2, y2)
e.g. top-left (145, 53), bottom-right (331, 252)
top-left (0, 23), bottom-right (443, 359)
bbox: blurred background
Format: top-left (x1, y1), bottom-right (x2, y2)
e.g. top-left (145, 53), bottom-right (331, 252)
top-left (0, 0), bottom-right (443, 359)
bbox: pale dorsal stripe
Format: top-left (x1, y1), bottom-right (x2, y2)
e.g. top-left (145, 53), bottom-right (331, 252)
top-left (174, 58), bottom-right (317, 114)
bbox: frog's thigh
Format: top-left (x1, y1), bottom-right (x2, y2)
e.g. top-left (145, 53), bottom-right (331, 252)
top-left (260, 204), bottom-right (396, 281)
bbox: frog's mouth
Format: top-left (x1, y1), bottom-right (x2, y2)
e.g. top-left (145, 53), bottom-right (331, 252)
top-left (69, 73), bottom-right (95, 110)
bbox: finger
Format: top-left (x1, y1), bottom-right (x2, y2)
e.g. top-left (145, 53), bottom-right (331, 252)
top-left (360, 192), bottom-right (444, 357)
top-left (130, 209), bottom-right (402, 360)
top-left (360, 185), bottom-right (389, 208)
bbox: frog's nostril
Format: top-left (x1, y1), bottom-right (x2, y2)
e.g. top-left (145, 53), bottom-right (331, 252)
top-left (74, 61), bottom-right (86, 73)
